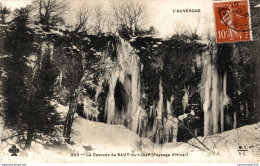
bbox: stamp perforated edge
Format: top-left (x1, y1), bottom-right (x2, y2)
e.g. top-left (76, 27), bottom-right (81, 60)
top-left (212, 0), bottom-right (253, 44)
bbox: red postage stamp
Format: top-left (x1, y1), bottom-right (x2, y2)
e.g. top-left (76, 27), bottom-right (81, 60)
top-left (213, 0), bottom-right (252, 43)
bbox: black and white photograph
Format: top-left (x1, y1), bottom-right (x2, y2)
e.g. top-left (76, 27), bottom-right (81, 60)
top-left (0, 0), bottom-right (259, 164)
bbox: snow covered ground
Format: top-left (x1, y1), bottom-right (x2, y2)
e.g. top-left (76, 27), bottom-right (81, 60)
top-left (0, 104), bottom-right (259, 163)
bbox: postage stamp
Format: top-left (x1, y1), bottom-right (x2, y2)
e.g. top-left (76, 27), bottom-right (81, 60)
top-left (213, 0), bottom-right (252, 43)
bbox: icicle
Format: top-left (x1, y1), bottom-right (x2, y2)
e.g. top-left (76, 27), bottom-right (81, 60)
top-left (196, 54), bottom-right (202, 69)
top-left (167, 100), bottom-right (171, 115)
top-left (149, 105), bottom-right (153, 118)
top-left (59, 69), bottom-right (63, 87)
top-left (105, 37), bottom-right (142, 132)
top-left (182, 87), bottom-right (189, 112)
top-left (212, 67), bottom-right (219, 134)
top-left (82, 52), bottom-right (86, 71)
top-left (200, 44), bottom-right (230, 136)
top-left (39, 42), bottom-right (46, 70)
top-left (233, 112), bottom-right (237, 129)
top-left (105, 71), bottom-right (118, 124)
top-left (94, 86), bottom-right (102, 101)
top-left (156, 78), bottom-right (163, 119)
top-left (200, 51), bottom-right (213, 136)
top-left (83, 96), bottom-right (90, 119)
top-left (50, 43), bottom-right (54, 60)
top-left (165, 95), bottom-right (178, 142)
top-left (220, 72), bottom-right (229, 132)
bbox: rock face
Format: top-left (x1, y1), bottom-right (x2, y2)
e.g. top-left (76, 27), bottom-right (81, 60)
top-left (104, 37), bottom-right (179, 143)
top-left (71, 35), bottom-right (256, 144)
top-left (29, 36), bottom-right (235, 144)
top-left (105, 37), bottom-right (142, 133)
top-left (198, 43), bottom-right (230, 136)
top-left (102, 37), bottom-right (234, 143)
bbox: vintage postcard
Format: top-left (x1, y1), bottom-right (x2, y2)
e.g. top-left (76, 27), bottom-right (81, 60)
top-left (0, 0), bottom-right (259, 164)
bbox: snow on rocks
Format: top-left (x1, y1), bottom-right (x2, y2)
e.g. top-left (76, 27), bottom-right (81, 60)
top-left (71, 117), bottom-right (142, 154)
top-left (0, 114), bottom-right (259, 162)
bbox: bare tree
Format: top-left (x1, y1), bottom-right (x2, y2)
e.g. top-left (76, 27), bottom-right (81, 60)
top-left (106, 14), bottom-right (114, 34)
top-left (187, 16), bottom-right (200, 39)
top-left (0, 5), bottom-right (11, 24)
top-left (33, 0), bottom-right (70, 27)
top-left (93, 4), bottom-right (106, 35)
top-left (74, 4), bottom-right (92, 33)
top-left (173, 20), bottom-right (184, 35)
top-left (91, 3), bottom-right (115, 35)
top-left (173, 16), bottom-right (201, 40)
top-left (12, 5), bottom-right (34, 27)
top-left (112, 0), bottom-right (148, 36)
